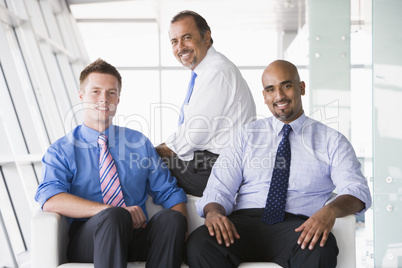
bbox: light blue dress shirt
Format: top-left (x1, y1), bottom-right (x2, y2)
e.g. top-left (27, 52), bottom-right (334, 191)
top-left (35, 124), bottom-right (187, 222)
top-left (196, 113), bottom-right (372, 218)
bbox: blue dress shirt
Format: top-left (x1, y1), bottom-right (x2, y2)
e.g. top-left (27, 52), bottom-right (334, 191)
top-left (35, 124), bottom-right (187, 222)
top-left (196, 113), bottom-right (372, 218)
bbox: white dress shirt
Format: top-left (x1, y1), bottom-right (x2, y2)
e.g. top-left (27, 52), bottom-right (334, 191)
top-left (196, 113), bottom-right (372, 218)
top-left (165, 46), bottom-right (256, 161)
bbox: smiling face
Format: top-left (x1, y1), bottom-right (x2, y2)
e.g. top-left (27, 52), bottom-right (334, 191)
top-left (262, 60), bottom-right (305, 123)
top-left (169, 16), bottom-right (211, 70)
top-left (79, 72), bottom-right (120, 132)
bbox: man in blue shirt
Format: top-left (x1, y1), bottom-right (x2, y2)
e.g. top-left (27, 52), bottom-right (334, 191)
top-left (35, 59), bottom-right (188, 268)
top-left (186, 60), bottom-right (372, 268)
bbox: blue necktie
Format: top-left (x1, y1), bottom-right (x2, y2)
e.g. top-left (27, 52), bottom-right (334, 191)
top-left (262, 124), bottom-right (292, 224)
top-left (178, 71), bottom-right (197, 126)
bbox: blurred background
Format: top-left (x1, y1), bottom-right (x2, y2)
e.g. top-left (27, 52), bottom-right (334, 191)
top-left (0, 0), bottom-right (401, 267)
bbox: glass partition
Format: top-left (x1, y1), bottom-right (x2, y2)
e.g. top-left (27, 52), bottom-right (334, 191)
top-left (373, 0), bottom-right (402, 266)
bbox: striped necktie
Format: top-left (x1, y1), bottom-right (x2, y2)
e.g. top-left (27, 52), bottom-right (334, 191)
top-left (98, 134), bottom-right (126, 207)
top-left (262, 124), bottom-right (292, 224)
top-left (178, 71), bottom-right (197, 126)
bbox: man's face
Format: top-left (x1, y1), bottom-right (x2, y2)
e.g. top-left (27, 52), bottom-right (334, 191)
top-left (79, 72), bottom-right (120, 132)
top-left (262, 63), bottom-right (305, 123)
top-left (169, 16), bottom-right (211, 70)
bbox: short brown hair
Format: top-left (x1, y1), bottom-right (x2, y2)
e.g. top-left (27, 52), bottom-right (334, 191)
top-left (79, 58), bottom-right (122, 93)
top-left (171, 10), bottom-right (213, 45)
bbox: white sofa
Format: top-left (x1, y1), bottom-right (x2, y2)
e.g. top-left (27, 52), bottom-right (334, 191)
top-left (31, 195), bottom-right (356, 268)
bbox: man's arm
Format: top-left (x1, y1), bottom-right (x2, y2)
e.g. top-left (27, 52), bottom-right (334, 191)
top-left (295, 194), bottom-right (365, 250)
top-left (43, 192), bottom-right (111, 218)
top-left (43, 192), bottom-right (148, 229)
top-left (155, 143), bottom-right (177, 158)
top-left (203, 202), bottom-right (240, 247)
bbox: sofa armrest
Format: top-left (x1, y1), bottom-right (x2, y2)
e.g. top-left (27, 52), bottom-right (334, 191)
top-left (332, 214), bottom-right (356, 268)
top-left (325, 193), bottom-right (356, 268)
top-left (31, 209), bottom-right (69, 268)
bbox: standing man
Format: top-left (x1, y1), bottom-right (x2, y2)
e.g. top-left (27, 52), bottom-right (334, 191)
top-left (156, 10), bottom-right (256, 197)
top-left (186, 60), bottom-right (372, 268)
top-left (35, 59), bottom-right (188, 268)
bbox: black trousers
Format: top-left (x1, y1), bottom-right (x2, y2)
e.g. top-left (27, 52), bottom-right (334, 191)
top-left (186, 209), bottom-right (338, 268)
top-left (163, 150), bottom-right (219, 197)
top-left (67, 207), bottom-right (187, 268)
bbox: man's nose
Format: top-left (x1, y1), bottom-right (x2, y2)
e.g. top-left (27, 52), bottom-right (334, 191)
top-left (99, 91), bottom-right (108, 102)
top-left (177, 40), bottom-right (185, 51)
top-left (275, 88), bottom-right (285, 100)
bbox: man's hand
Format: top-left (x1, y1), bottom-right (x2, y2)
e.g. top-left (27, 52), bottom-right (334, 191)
top-left (124, 206), bottom-right (147, 229)
top-left (295, 194), bottom-right (365, 250)
top-left (203, 203), bottom-right (240, 247)
top-left (155, 143), bottom-right (176, 158)
top-left (294, 205), bottom-right (336, 250)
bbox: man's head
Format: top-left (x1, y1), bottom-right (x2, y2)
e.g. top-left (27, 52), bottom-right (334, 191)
top-left (79, 59), bottom-right (122, 132)
top-left (79, 58), bottom-right (122, 93)
top-left (169, 10), bottom-right (213, 70)
top-left (262, 60), bottom-right (305, 123)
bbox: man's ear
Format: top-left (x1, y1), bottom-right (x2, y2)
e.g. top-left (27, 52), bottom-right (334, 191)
top-left (300, 81), bottom-right (306, 96)
top-left (204, 30), bottom-right (212, 47)
top-left (79, 90), bottom-right (84, 101)
top-left (262, 89), bottom-right (268, 104)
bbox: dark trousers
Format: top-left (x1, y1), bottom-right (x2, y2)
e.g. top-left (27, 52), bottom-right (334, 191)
top-left (163, 150), bottom-right (219, 197)
top-left (186, 209), bottom-right (338, 268)
top-left (67, 207), bottom-right (187, 268)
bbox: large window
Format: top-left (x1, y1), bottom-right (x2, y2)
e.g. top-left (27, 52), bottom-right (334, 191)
top-left (0, 0), bottom-right (87, 266)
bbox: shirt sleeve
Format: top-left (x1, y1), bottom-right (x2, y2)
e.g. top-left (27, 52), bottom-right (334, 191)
top-left (195, 128), bottom-right (245, 217)
top-left (165, 70), bottom-right (235, 160)
top-left (34, 145), bottom-right (73, 208)
top-left (145, 139), bottom-right (187, 208)
top-left (329, 132), bottom-right (372, 215)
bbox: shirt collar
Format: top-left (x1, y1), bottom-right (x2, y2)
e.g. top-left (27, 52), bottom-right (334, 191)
top-left (81, 123), bottom-right (116, 147)
top-left (193, 46), bottom-right (216, 76)
top-left (272, 112), bottom-right (307, 136)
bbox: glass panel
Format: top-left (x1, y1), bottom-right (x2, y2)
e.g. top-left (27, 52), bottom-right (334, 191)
top-left (0, 23), bottom-right (48, 154)
top-left (76, 22), bottom-right (159, 67)
top-left (240, 68), bottom-right (268, 119)
top-left (0, 210), bottom-right (17, 268)
top-left (160, 70), bottom-right (188, 142)
top-left (213, 29), bottom-right (278, 67)
top-left (309, 0), bottom-right (351, 139)
top-left (373, 1), bottom-right (402, 266)
top-left (0, 167), bottom-right (25, 257)
top-left (114, 70), bottom-right (160, 144)
top-left (70, 1), bottom-right (156, 19)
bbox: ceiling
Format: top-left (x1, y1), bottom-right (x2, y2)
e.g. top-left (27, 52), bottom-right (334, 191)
top-left (65, 0), bottom-right (306, 33)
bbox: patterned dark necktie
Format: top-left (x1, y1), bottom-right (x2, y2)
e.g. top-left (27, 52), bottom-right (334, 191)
top-left (98, 134), bottom-right (126, 207)
top-left (262, 124), bottom-right (292, 224)
top-left (178, 71), bottom-right (197, 126)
